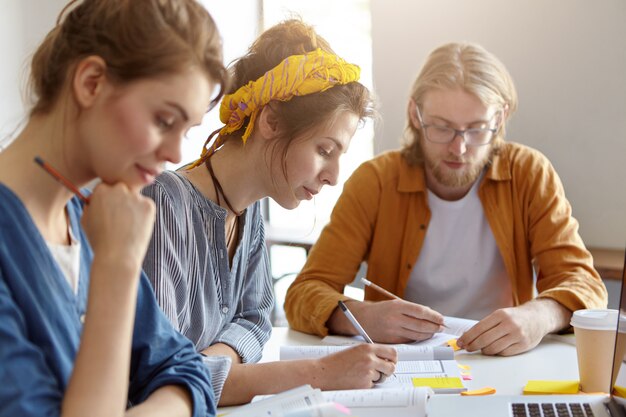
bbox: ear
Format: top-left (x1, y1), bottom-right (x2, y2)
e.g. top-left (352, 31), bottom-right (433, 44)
top-left (256, 104), bottom-right (280, 139)
top-left (72, 56), bottom-right (108, 109)
top-left (408, 98), bottom-right (421, 129)
top-left (502, 103), bottom-right (510, 121)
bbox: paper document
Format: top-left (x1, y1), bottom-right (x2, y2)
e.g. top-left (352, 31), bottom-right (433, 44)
top-left (441, 316), bottom-right (478, 336)
top-left (322, 387), bottom-right (432, 416)
top-left (250, 386), bottom-right (434, 417)
top-left (229, 385), bottom-right (322, 416)
top-left (321, 316), bottom-right (478, 348)
top-left (279, 344), bottom-right (454, 361)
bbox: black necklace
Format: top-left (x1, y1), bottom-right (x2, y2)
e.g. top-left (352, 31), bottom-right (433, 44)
top-left (205, 157), bottom-right (243, 217)
top-left (205, 157), bottom-right (241, 249)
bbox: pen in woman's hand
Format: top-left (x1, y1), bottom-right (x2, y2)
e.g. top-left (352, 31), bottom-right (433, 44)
top-left (360, 277), bottom-right (449, 329)
top-left (337, 300), bottom-right (396, 384)
top-left (338, 300), bottom-right (374, 343)
top-left (34, 156), bottom-right (90, 204)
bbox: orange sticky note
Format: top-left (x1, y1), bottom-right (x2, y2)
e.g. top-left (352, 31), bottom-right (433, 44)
top-left (447, 339), bottom-right (460, 351)
top-left (613, 386), bottom-right (626, 398)
top-left (523, 380), bottom-right (580, 395)
top-left (460, 387), bottom-right (496, 396)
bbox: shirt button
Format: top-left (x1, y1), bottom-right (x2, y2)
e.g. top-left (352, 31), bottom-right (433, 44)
top-left (80, 314), bottom-right (86, 323)
top-left (221, 306), bottom-right (229, 314)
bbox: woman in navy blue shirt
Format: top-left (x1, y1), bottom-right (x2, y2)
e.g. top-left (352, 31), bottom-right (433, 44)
top-left (0, 1), bottom-right (227, 416)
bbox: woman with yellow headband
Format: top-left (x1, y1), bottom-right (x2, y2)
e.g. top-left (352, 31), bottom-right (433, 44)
top-left (141, 19), bottom-right (397, 405)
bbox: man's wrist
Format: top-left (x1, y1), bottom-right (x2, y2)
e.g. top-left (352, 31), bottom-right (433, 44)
top-left (327, 300), bottom-right (367, 335)
top-left (528, 297), bottom-right (572, 334)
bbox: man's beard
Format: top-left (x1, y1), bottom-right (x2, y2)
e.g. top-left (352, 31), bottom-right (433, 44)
top-left (423, 144), bottom-right (494, 188)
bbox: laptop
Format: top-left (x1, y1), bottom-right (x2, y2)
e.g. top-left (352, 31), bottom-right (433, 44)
top-left (427, 251), bottom-right (626, 417)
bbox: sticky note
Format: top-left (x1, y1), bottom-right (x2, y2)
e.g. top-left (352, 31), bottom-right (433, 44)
top-left (412, 376), bottom-right (465, 389)
top-left (457, 364), bottom-right (471, 370)
top-left (613, 386), bottom-right (626, 398)
top-left (523, 380), bottom-right (580, 395)
top-left (447, 339), bottom-right (460, 351)
top-left (460, 387), bottom-right (496, 396)
top-left (462, 374), bottom-right (473, 381)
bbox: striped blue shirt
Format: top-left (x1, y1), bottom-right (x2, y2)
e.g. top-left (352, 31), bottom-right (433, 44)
top-left (142, 171), bottom-right (274, 401)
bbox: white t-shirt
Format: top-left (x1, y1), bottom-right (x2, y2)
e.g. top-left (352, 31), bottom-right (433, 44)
top-left (47, 227), bottom-right (81, 295)
top-left (404, 175), bottom-right (513, 320)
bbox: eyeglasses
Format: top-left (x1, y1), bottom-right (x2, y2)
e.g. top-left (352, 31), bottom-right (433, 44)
top-left (415, 106), bottom-right (500, 147)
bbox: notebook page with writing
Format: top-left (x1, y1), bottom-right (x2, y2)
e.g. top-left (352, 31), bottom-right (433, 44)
top-left (279, 345), bottom-right (465, 393)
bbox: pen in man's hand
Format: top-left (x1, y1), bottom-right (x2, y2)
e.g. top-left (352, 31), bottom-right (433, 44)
top-left (338, 300), bottom-right (373, 343)
top-left (361, 278), bottom-right (402, 300)
top-left (360, 277), bottom-right (449, 329)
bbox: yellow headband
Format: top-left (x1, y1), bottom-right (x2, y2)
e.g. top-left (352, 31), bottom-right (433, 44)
top-left (189, 48), bottom-right (360, 168)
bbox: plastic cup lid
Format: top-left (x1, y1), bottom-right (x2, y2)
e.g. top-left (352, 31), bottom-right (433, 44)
top-left (570, 309), bottom-right (619, 331)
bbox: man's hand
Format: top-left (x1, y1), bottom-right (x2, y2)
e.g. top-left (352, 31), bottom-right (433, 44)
top-left (457, 298), bottom-right (571, 356)
top-left (328, 300), bottom-right (445, 344)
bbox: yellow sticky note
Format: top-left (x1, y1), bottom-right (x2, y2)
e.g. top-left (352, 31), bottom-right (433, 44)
top-left (412, 376), bottom-right (465, 389)
top-left (461, 387), bottom-right (497, 396)
top-left (447, 339), bottom-right (460, 351)
top-left (457, 363), bottom-right (471, 370)
top-left (523, 380), bottom-right (580, 395)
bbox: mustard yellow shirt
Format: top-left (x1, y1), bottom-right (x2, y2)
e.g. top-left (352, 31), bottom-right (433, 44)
top-left (284, 142), bottom-right (608, 336)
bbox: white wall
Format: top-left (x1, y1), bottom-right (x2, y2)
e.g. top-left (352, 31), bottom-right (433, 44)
top-left (0, 1), bottom-right (23, 143)
top-left (0, 0), bottom-right (259, 158)
top-left (0, 0), bottom-right (67, 143)
top-left (371, 0), bottom-right (626, 249)
top-left (3, 1), bottom-right (625, 249)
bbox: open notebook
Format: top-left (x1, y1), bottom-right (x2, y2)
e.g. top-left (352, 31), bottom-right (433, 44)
top-left (280, 343), bottom-right (466, 393)
top-left (427, 250), bottom-right (626, 417)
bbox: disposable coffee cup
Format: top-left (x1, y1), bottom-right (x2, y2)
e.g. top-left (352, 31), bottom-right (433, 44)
top-left (570, 309), bottom-right (618, 393)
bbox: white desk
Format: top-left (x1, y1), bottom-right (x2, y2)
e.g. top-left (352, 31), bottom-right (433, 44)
top-left (218, 328), bottom-right (579, 414)
top-left (260, 327), bottom-right (579, 395)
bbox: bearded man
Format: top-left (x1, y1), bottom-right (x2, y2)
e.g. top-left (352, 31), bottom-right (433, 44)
top-left (284, 42), bottom-right (608, 356)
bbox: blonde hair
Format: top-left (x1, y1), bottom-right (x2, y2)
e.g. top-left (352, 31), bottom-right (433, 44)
top-left (401, 42), bottom-right (518, 166)
top-left (28, 0), bottom-right (228, 116)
